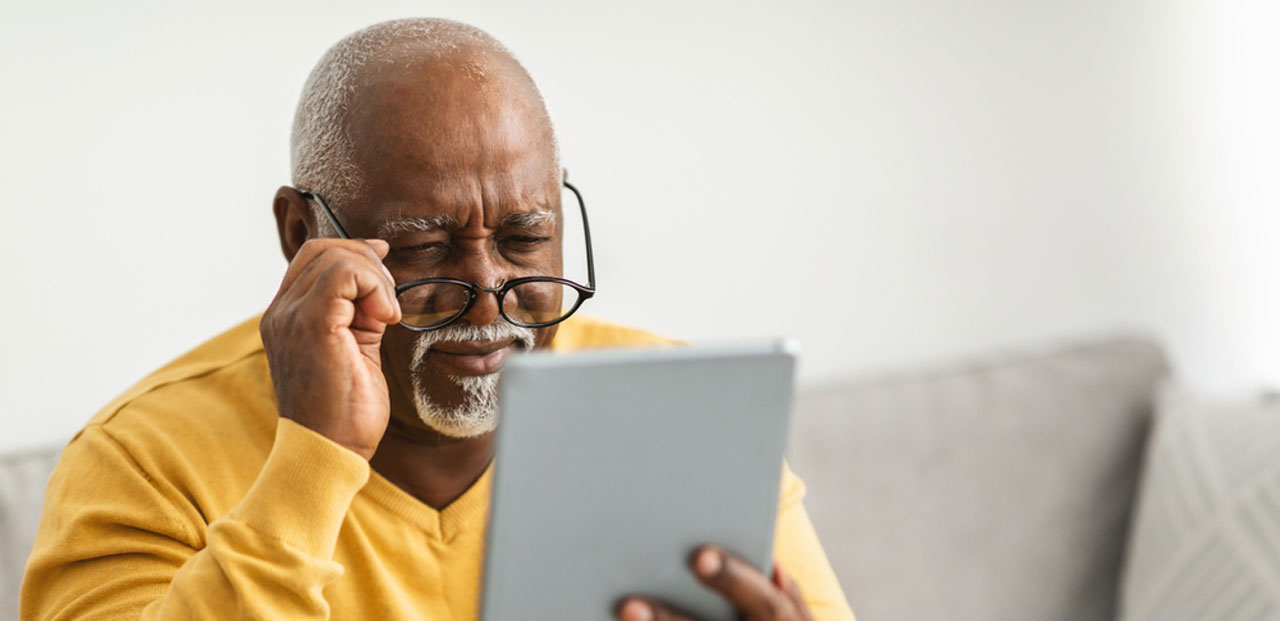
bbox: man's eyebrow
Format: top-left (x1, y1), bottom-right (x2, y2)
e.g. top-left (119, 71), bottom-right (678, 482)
top-left (376, 216), bottom-right (459, 238)
top-left (499, 210), bottom-right (556, 229)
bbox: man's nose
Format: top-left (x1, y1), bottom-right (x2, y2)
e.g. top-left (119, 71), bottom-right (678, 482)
top-left (457, 253), bottom-right (506, 327)
top-left (464, 284), bottom-right (503, 327)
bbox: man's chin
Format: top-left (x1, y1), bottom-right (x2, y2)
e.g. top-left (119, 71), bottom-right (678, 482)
top-left (410, 373), bottom-right (500, 439)
top-left (415, 413), bottom-right (497, 439)
top-left (401, 319), bottom-right (535, 438)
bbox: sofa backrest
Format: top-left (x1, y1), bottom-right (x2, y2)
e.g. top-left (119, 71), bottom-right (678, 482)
top-left (788, 337), bottom-right (1168, 621)
top-left (0, 446), bottom-right (60, 620)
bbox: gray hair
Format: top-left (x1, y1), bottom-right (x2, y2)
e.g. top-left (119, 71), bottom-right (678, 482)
top-left (291, 18), bottom-right (557, 234)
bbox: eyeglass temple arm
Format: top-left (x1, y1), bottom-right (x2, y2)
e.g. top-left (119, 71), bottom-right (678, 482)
top-left (562, 180), bottom-right (596, 291)
top-left (298, 191), bottom-right (353, 240)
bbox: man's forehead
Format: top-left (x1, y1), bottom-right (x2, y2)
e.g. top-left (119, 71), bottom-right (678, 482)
top-left (374, 175), bottom-right (558, 215)
top-left (326, 43), bottom-right (559, 229)
top-left (352, 149), bottom-right (558, 208)
top-left (347, 48), bottom-right (544, 150)
top-left (343, 55), bottom-right (555, 187)
top-left (336, 164), bottom-right (560, 238)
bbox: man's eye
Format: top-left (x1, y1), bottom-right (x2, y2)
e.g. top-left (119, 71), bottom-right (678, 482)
top-left (502, 236), bottom-right (552, 249)
top-left (390, 242), bottom-right (449, 257)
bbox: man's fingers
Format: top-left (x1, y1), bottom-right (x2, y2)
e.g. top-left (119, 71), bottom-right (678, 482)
top-left (773, 564), bottom-right (813, 621)
top-left (618, 556), bottom-right (812, 621)
top-left (305, 257), bottom-right (401, 327)
top-left (365, 237), bottom-right (390, 257)
top-left (616, 597), bottom-right (694, 621)
top-left (691, 546), bottom-right (802, 620)
top-left (365, 239), bottom-right (399, 291)
top-left (273, 237), bottom-right (339, 294)
top-left (277, 238), bottom-right (395, 299)
top-left (279, 243), bottom-right (398, 318)
top-left (293, 241), bottom-right (396, 297)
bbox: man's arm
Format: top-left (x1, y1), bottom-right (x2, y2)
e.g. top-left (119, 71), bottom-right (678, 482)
top-left (24, 236), bottom-right (400, 619)
top-left (21, 419), bottom-right (369, 620)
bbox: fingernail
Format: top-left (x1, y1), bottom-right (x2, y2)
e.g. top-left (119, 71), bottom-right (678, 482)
top-left (621, 599), bottom-right (653, 621)
top-left (696, 548), bottom-right (723, 578)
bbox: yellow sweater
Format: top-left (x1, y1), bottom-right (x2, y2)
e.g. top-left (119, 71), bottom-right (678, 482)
top-left (22, 315), bottom-right (854, 620)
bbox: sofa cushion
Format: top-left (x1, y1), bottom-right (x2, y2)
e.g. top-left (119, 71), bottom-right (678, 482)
top-left (0, 445), bottom-right (61, 619)
top-left (1118, 390), bottom-right (1280, 621)
top-left (788, 337), bottom-right (1168, 621)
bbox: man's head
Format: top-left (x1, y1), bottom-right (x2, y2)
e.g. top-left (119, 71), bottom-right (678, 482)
top-left (273, 18), bottom-right (564, 439)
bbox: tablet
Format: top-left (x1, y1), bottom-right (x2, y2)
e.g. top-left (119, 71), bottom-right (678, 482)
top-left (480, 341), bottom-right (798, 620)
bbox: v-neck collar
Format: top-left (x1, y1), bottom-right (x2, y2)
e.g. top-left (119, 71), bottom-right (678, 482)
top-left (360, 461), bottom-right (494, 541)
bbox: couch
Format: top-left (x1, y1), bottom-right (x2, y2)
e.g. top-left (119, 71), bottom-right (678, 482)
top-left (0, 336), bottom-right (1170, 620)
top-left (1, 448), bottom-right (61, 620)
top-left (787, 337), bottom-right (1167, 620)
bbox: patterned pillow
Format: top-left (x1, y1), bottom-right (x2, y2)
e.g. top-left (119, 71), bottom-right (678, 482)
top-left (1119, 388), bottom-right (1280, 621)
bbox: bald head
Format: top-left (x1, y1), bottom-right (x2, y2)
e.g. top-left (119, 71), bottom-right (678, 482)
top-left (291, 18), bottom-right (558, 213)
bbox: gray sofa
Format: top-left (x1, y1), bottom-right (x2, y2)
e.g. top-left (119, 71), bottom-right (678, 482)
top-left (788, 337), bottom-right (1166, 621)
top-left (0, 448), bottom-right (61, 620)
top-left (0, 336), bottom-right (1167, 621)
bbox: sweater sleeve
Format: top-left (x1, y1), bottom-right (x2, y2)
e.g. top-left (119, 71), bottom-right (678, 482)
top-left (21, 418), bottom-right (370, 621)
top-left (774, 462), bottom-right (856, 621)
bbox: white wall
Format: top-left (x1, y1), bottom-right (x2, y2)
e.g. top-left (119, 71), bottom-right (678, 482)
top-left (2, 0), bottom-right (1276, 452)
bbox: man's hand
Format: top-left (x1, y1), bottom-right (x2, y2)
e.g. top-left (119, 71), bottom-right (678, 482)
top-left (260, 238), bottom-right (402, 460)
top-left (616, 546), bottom-right (814, 621)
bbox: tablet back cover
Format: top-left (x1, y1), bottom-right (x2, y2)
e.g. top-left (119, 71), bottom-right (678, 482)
top-left (480, 342), bottom-right (797, 620)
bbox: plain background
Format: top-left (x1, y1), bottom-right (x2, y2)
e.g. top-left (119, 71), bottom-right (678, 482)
top-left (1, 0), bottom-right (1276, 452)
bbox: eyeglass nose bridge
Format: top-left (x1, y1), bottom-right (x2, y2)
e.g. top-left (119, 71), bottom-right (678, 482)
top-left (464, 281), bottom-right (513, 323)
top-left (472, 281), bottom-right (507, 295)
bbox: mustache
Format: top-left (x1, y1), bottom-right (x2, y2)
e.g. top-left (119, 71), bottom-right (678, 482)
top-left (409, 320), bottom-right (538, 369)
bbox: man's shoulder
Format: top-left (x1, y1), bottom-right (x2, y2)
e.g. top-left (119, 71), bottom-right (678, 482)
top-left (88, 314), bottom-right (272, 432)
top-left (550, 315), bottom-right (680, 351)
top-left (56, 315), bottom-right (275, 510)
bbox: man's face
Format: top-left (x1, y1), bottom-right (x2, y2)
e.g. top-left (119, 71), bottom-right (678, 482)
top-left (332, 50), bottom-right (563, 437)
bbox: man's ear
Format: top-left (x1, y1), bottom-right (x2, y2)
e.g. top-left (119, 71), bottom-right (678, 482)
top-left (273, 186), bottom-right (312, 262)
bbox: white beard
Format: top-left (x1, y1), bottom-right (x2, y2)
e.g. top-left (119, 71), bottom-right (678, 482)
top-left (408, 320), bottom-right (536, 438)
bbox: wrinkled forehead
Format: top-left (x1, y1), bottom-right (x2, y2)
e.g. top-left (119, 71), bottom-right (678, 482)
top-left (340, 46), bottom-right (559, 214)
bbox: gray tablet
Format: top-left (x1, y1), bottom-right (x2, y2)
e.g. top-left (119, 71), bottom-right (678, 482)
top-left (480, 341), bottom-right (798, 621)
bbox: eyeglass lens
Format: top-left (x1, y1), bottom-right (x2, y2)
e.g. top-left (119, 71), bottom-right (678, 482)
top-left (398, 280), bottom-right (584, 329)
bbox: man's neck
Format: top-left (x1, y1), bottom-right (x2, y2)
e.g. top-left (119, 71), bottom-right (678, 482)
top-left (368, 414), bottom-right (494, 510)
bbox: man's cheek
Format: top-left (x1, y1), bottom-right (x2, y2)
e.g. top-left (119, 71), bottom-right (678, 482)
top-left (534, 325), bottom-right (558, 350)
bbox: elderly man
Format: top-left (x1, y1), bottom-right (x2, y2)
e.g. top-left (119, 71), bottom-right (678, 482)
top-left (23, 18), bottom-right (853, 620)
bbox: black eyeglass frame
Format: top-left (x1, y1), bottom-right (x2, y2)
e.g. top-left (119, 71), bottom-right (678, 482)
top-left (295, 180), bottom-right (596, 332)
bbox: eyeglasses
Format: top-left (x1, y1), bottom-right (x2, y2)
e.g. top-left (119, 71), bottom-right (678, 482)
top-left (296, 180), bottom-right (596, 332)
